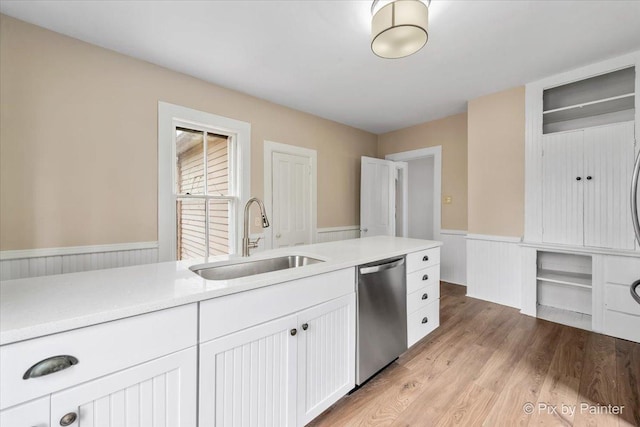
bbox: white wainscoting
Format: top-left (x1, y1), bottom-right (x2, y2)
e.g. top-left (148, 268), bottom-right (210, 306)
top-left (439, 230), bottom-right (467, 285)
top-left (316, 226), bottom-right (361, 243)
top-left (466, 234), bottom-right (522, 309)
top-left (0, 242), bottom-right (159, 281)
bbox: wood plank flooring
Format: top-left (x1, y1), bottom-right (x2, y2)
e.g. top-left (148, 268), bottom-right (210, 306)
top-left (309, 283), bottom-right (640, 427)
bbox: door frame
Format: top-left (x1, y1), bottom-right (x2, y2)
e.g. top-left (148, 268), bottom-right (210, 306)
top-left (264, 141), bottom-right (318, 249)
top-left (385, 146), bottom-right (442, 240)
top-left (394, 162), bottom-right (409, 237)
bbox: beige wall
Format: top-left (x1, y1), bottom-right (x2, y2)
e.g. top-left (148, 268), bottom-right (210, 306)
top-left (377, 113), bottom-right (468, 231)
top-left (467, 86), bottom-right (525, 237)
top-left (0, 15), bottom-right (377, 250)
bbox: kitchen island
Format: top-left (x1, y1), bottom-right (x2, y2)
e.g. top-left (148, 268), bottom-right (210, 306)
top-left (1, 236), bottom-right (441, 426)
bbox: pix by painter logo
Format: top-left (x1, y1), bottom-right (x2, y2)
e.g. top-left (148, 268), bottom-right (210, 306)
top-left (523, 402), bottom-right (625, 416)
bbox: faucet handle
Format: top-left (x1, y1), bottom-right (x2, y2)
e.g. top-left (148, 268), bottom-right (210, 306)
top-left (249, 237), bottom-right (262, 248)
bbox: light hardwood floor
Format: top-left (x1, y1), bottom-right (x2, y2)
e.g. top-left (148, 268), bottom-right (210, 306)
top-left (309, 283), bottom-right (640, 426)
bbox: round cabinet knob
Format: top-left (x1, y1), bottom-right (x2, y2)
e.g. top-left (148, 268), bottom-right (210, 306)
top-left (360, 228), bottom-right (368, 233)
top-left (576, 177), bottom-right (582, 181)
top-left (60, 412), bottom-right (77, 426)
top-left (421, 293), bottom-right (428, 300)
top-left (423, 255), bottom-right (429, 261)
top-left (290, 328), bottom-right (297, 336)
top-left (422, 274), bottom-right (429, 281)
top-left (421, 317), bottom-right (428, 324)
top-left (276, 233), bottom-right (281, 239)
top-left (302, 323), bottom-right (309, 331)
top-left (586, 176), bottom-right (593, 180)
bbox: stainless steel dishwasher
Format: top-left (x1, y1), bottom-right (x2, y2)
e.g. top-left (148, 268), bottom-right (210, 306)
top-left (356, 256), bottom-right (407, 386)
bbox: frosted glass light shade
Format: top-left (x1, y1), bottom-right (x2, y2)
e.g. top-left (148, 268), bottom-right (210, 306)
top-left (371, 0), bottom-right (429, 59)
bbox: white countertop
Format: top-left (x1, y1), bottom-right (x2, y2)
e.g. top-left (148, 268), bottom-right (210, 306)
top-left (0, 236), bottom-right (441, 345)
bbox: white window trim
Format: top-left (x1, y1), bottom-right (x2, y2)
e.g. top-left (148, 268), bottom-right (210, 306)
top-left (158, 102), bottom-right (250, 262)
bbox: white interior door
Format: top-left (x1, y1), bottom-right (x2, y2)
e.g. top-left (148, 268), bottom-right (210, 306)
top-left (272, 152), bottom-right (313, 248)
top-left (360, 156), bottom-right (396, 237)
top-left (583, 121), bottom-right (636, 249)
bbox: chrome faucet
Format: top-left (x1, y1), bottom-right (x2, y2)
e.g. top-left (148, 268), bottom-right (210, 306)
top-left (243, 197), bottom-right (270, 256)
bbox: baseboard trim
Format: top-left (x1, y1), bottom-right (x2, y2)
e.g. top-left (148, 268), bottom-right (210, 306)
top-left (466, 291), bottom-right (521, 309)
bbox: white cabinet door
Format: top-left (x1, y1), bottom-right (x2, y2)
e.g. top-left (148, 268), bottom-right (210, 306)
top-left (583, 121), bottom-right (636, 250)
top-left (199, 314), bottom-right (298, 427)
top-left (50, 347), bottom-right (197, 427)
top-left (296, 294), bottom-right (356, 426)
top-left (0, 396), bottom-right (49, 427)
top-left (361, 156), bottom-right (396, 237)
top-left (542, 130), bottom-right (585, 245)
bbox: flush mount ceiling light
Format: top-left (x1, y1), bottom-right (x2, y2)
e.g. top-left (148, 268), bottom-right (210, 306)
top-left (371, 0), bottom-right (430, 59)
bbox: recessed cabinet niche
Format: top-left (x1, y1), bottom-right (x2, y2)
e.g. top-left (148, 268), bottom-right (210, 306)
top-left (543, 67), bottom-right (635, 134)
top-left (536, 251), bottom-right (592, 331)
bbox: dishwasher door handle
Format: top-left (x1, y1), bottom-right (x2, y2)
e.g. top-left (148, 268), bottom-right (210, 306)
top-left (359, 258), bottom-right (405, 275)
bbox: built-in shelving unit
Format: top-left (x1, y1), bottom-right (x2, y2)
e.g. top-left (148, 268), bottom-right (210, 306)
top-left (536, 251), bottom-right (592, 330)
top-left (543, 67), bottom-right (635, 134)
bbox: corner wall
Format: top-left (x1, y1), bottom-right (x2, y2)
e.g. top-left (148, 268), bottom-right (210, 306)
top-left (466, 86), bottom-right (526, 308)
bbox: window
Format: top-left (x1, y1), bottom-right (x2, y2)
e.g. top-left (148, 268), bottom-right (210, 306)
top-left (175, 127), bottom-right (232, 259)
top-left (158, 102), bottom-right (250, 262)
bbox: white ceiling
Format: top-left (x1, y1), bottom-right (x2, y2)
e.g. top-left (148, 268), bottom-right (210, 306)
top-left (2, 1), bottom-right (640, 134)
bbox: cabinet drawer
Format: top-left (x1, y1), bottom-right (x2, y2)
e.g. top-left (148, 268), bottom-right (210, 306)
top-left (200, 268), bottom-right (354, 343)
top-left (407, 265), bottom-right (440, 294)
top-left (604, 256), bottom-right (640, 284)
top-left (407, 300), bottom-right (440, 347)
top-left (604, 310), bottom-right (640, 343)
top-left (0, 304), bottom-right (197, 410)
top-left (605, 283), bottom-right (640, 316)
top-left (406, 248), bottom-right (440, 273)
top-left (407, 282), bottom-right (440, 314)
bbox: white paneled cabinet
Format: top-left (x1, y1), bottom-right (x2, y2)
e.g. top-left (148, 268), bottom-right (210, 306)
top-left (542, 130), bottom-right (584, 245)
top-left (199, 314), bottom-right (298, 427)
top-left (50, 347), bottom-right (197, 427)
top-left (199, 294), bottom-right (356, 427)
top-left (296, 294), bottom-right (355, 425)
top-left (542, 121), bottom-right (636, 250)
top-left (0, 305), bottom-right (198, 427)
top-left (0, 396), bottom-right (49, 427)
top-left (583, 122), bottom-right (636, 249)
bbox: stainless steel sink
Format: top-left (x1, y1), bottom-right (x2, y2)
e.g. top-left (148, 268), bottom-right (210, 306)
top-left (190, 255), bottom-right (324, 280)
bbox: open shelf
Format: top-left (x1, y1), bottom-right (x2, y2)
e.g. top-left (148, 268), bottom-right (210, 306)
top-left (543, 94), bottom-right (634, 124)
top-left (537, 304), bottom-right (592, 331)
top-left (542, 66), bottom-right (635, 134)
top-left (536, 269), bottom-right (592, 289)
